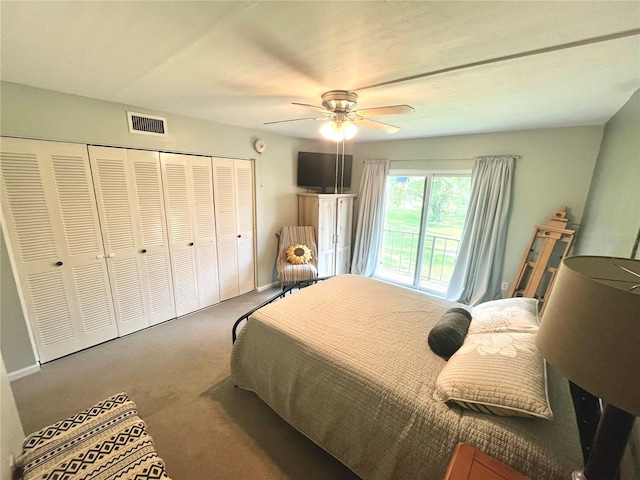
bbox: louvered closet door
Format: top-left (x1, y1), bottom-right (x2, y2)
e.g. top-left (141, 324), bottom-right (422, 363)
top-left (161, 153), bottom-right (219, 316)
top-left (0, 137), bottom-right (117, 362)
top-left (89, 146), bottom-right (176, 334)
top-left (131, 151), bottom-right (178, 324)
top-left (190, 159), bottom-right (220, 307)
top-left (213, 158), bottom-right (239, 301)
top-left (234, 160), bottom-right (255, 295)
top-left (213, 158), bottom-right (255, 301)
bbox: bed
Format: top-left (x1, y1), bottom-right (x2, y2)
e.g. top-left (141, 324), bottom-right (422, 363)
top-left (230, 275), bottom-right (584, 479)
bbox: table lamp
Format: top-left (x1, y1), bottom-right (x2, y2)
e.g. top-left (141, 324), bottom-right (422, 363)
top-left (536, 256), bottom-right (640, 480)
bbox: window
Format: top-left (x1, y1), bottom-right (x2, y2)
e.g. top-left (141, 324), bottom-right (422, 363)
top-left (375, 172), bottom-right (471, 295)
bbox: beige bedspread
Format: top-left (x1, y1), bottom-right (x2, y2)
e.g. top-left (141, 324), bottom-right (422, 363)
top-left (230, 275), bottom-right (583, 479)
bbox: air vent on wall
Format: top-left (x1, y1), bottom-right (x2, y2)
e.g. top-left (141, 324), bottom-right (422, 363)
top-left (127, 111), bottom-right (167, 136)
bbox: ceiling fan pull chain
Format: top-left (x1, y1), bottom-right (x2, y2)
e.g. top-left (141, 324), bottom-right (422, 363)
top-left (334, 140), bottom-right (340, 194)
top-left (341, 138), bottom-right (346, 194)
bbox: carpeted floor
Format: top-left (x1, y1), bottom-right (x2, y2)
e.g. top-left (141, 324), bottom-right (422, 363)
top-left (10, 288), bottom-right (361, 480)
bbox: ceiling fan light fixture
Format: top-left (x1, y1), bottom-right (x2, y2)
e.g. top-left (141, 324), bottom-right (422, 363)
top-left (320, 121), bottom-right (358, 142)
top-left (321, 90), bottom-right (358, 112)
top-left (267, 90), bottom-right (413, 138)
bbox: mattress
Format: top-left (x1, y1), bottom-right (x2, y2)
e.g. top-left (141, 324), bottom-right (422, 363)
top-left (230, 274), bottom-right (583, 479)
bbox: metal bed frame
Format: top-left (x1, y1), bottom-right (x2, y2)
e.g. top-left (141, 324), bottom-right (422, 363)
top-left (231, 276), bottom-right (331, 344)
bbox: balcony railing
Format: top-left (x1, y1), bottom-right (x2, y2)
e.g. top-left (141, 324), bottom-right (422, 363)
top-left (379, 229), bottom-right (461, 285)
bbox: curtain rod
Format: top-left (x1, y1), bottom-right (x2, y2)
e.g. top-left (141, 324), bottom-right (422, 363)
top-left (363, 157), bottom-right (474, 162)
top-left (391, 157), bottom-right (474, 162)
top-left (363, 155), bottom-right (522, 163)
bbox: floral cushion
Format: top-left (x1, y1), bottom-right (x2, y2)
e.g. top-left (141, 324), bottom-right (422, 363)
top-left (469, 297), bottom-right (540, 334)
top-left (286, 244), bottom-right (312, 265)
top-left (433, 331), bottom-right (553, 419)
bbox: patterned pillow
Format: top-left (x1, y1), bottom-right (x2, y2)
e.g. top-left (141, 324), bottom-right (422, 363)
top-left (433, 332), bottom-right (553, 419)
top-left (286, 244), bottom-right (312, 264)
top-left (469, 297), bottom-right (540, 334)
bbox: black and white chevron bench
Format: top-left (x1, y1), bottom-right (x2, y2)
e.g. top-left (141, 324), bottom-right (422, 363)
top-left (16, 392), bottom-right (171, 480)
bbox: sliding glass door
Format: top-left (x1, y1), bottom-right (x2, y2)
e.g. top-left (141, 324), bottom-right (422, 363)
top-left (376, 173), bottom-right (471, 295)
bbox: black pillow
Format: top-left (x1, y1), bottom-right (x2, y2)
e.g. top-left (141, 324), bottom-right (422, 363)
top-left (428, 308), bottom-right (472, 359)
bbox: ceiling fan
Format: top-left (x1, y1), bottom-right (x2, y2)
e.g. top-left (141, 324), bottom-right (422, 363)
top-left (264, 90), bottom-right (415, 139)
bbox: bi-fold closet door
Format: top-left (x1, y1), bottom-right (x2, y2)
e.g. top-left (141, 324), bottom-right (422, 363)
top-left (160, 153), bottom-right (221, 316)
top-left (0, 138), bottom-right (119, 362)
top-left (88, 146), bottom-right (176, 334)
top-left (1, 138), bottom-right (253, 363)
top-left (92, 148), bottom-right (222, 321)
top-left (213, 158), bottom-right (255, 301)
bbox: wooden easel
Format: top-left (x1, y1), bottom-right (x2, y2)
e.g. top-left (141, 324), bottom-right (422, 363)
top-left (508, 207), bottom-right (575, 310)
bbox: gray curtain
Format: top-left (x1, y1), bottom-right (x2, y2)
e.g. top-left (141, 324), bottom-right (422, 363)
top-left (351, 159), bottom-right (390, 276)
top-left (446, 155), bottom-right (517, 305)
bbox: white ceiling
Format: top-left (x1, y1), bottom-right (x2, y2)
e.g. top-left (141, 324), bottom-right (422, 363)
top-left (1, 1), bottom-right (639, 142)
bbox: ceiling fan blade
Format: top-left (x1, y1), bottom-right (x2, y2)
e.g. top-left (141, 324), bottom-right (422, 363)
top-left (292, 102), bottom-right (334, 115)
top-left (353, 105), bottom-right (415, 117)
top-left (264, 117), bottom-right (322, 125)
top-left (352, 117), bottom-right (400, 134)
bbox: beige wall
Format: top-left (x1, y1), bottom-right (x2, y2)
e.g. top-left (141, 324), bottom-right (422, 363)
top-left (0, 81), bottom-right (613, 376)
top-left (352, 126), bottom-right (605, 293)
top-left (0, 354), bottom-right (25, 479)
top-left (0, 231), bottom-right (36, 372)
top-left (572, 88), bottom-right (640, 480)
top-left (0, 81), bottom-right (329, 290)
top-left (0, 81), bottom-right (328, 372)
top-left (575, 88), bottom-right (640, 257)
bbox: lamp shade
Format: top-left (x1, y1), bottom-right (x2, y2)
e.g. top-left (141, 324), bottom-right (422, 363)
top-left (536, 256), bottom-right (640, 416)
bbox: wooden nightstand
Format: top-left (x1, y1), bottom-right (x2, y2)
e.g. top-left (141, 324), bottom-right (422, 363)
top-left (444, 443), bottom-right (529, 480)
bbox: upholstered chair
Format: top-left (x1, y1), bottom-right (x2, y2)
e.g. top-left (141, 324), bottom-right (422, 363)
top-left (276, 226), bottom-right (318, 288)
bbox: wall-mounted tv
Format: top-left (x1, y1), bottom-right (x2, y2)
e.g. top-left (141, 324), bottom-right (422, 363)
top-left (297, 151), bottom-right (353, 193)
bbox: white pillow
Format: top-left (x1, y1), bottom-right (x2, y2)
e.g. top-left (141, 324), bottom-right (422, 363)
top-left (433, 331), bottom-right (553, 419)
top-left (469, 297), bottom-right (540, 334)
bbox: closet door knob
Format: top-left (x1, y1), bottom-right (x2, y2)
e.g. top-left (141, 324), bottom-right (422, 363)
top-left (237, 235), bottom-right (242, 238)
top-left (189, 242), bottom-right (194, 246)
top-left (141, 249), bottom-right (147, 254)
top-left (55, 261), bottom-right (63, 267)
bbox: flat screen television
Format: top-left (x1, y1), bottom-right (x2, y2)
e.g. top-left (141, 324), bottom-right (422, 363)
top-left (297, 151), bottom-right (352, 193)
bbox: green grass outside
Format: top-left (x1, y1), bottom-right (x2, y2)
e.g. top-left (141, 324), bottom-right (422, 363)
top-left (381, 210), bottom-right (463, 282)
top-left (384, 205), bottom-right (467, 237)
top-left (380, 176), bottom-right (470, 284)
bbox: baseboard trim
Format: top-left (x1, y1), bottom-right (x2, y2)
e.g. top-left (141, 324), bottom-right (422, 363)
top-left (258, 281), bottom-right (280, 292)
top-left (8, 363), bottom-right (40, 382)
